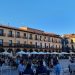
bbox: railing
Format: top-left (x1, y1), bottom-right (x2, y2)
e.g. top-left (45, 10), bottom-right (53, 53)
top-left (35, 38), bottom-right (38, 40)
top-left (0, 42), bottom-right (62, 50)
top-left (22, 36), bottom-right (28, 39)
top-left (29, 37), bottom-right (33, 39)
top-left (16, 35), bottom-right (21, 38)
top-left (8, 34), bottom-right (14, 37)
top-left (0, 42), bottom-right (36, 48)
top-left (0, 33), bottom-right (6, 36)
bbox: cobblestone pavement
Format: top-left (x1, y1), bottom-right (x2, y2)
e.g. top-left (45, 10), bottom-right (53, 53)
top-left (0, 59), bottom-right (75, 75)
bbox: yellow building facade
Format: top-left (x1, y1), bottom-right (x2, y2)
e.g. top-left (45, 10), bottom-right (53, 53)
top-left (64, 34), bottom-right (75, 51)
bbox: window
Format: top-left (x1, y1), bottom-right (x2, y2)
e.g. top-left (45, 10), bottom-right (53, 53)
top-left (9, 40), bottom-right (12, 46)
top-left (16, 40), bottom-right (20, 46)
top-left (45, 43), bottom-right (46, 48)
top-left (8, 31), bottom-right (12, 36)
top-left (71, 39), bottom-right (73, 43)
top-left (35, 42), bottom-right (37, 48)
top-left (24, 33), bottom-right (26, 38)
top-left (0, 39), bottom-right (3, 46)
top-left (16, 32), bottom-right (20, 37)
top-left (56, 45), bottom-right (57, 49)
top-left (40, 36), bottom-right (42, 41)
top-left (49, 43), bottom-right (50, 48)
top-left (52, 38), bottom-right (53, 42)
top-left (35, 35), bottom-right (38, 40)
top-left (40, 43), bottom-right (42, 48)
top-left (0, 29), bottom-right (3, 35)
top-left (51, 45), bottom-right (54, 48)
top-left (29, 34), bottom-right (32, 39)
top-left (44, 36), bottom-right (46, 41)
top-left (48, 37), bottom-right (50, 42)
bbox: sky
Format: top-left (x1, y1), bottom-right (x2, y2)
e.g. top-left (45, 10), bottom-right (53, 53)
top-left (0, 0), bottom-right (75, 35)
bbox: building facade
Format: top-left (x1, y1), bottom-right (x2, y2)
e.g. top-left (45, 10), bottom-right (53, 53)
top-left (63, 34), bottom-right (75, 52)
top-left (0, 25), bottom-right (62, 53)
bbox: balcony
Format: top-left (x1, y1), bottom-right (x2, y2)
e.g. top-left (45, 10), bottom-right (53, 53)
top-left (14, 44), bottom-right (35, 48)
top-left (16, 35), bottom-right (21, 38)
top-left (1, 42), bottom-right (35, 48)
top-left (39, 39), bottom-right (42, 41)
top-left (23, 36), bottom-right (28, 39)
top-left (35, 38), bottom-right (38, 40)
top-left (29, 37), bottom-right (33, 40)
top-left (0, 33), bottom-right (6, 36)
top-left (35, 45), bottom-right (42, 49)
top-left (8, 34), bottom-right (14, 37)
top-left (44, 39), bottom-right (48, 42)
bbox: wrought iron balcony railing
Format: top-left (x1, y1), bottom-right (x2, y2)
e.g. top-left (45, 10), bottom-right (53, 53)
top-left (8, 34), bottom-right (14, 37)
top-left (0, 33), bottom-right (6, 36)
top-left (29, 37), bottom-right (33, 39)
top-left (22, 36), bottom-right (28, 39)
top-left (15, 35), bottom-right (21, 38)
top-left (0, 42), bottom-right (36, 48)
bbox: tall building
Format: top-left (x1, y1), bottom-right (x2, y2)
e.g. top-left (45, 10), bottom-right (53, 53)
top-left (0, 25), bottom-right (62, 53)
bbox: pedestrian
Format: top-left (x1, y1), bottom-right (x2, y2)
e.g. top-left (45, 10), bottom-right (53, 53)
top-left (54, 60), bottom-right (61, 75)
top-left (36, 60), bottom-right (48, 75)
top-left (18, 60), bottom-right (25, 75)
top-left (23, 63), bottom-right (34, 75)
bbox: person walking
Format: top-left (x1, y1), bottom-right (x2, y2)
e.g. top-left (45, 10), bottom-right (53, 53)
top-left (36, 60), bottom-right (48, 75)
top-left (18, 60), bottom-right (25, 75)
top-left (23, 63), bottom-right (34, 75)
top-left (54, 60), bottom-right (61, 75)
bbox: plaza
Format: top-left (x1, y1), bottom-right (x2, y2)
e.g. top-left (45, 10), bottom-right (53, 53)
top-left (0, 0), bottom-right (75, 74)
top-left (0, 25), bottom-right (75, 75)
top-left (0, 59), bottom-right (75, 75)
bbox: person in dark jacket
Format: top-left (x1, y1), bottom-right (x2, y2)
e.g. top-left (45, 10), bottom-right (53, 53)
top-left (23, 63), bottom-right (34, 75)
top-left (53, 57), bottom-right (58, 66)
top-left (36, 60), bottom-right (48, 75)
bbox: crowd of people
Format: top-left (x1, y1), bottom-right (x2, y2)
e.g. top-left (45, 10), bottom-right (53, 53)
top-left (0, 55), bottom-right (62, 75)
top-left (17, 55), bottom-right (62, 75)
top-left (0, 54), bottom-right (75, 75)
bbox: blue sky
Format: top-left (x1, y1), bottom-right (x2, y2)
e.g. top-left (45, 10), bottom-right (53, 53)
top-left (0, 0), bottom-right (75, 35)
